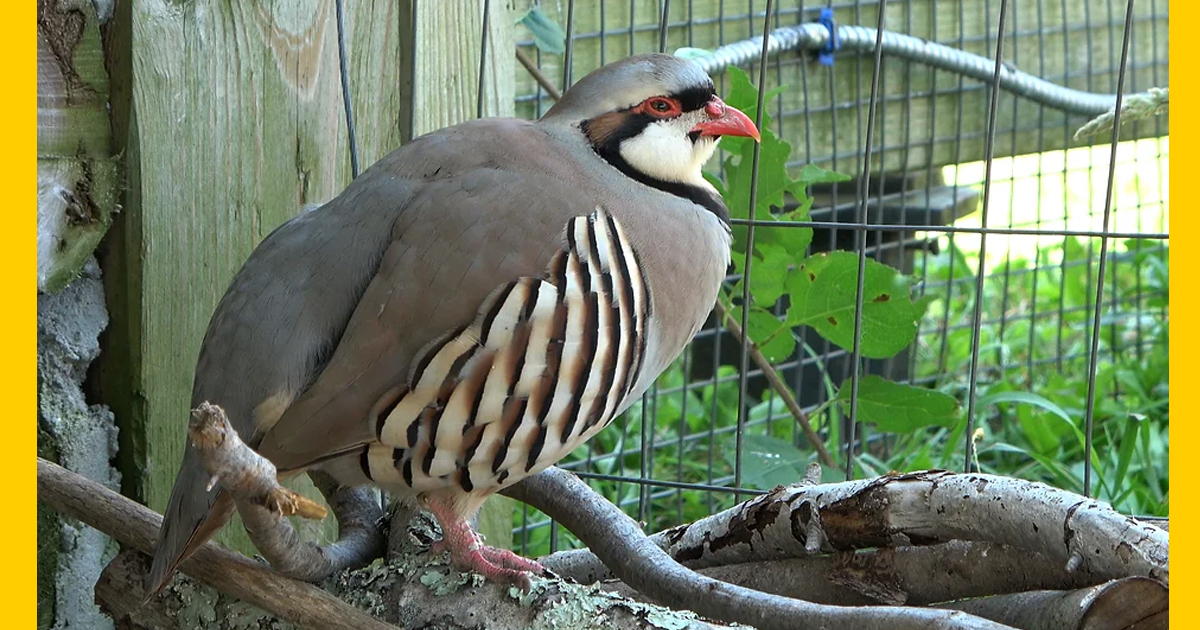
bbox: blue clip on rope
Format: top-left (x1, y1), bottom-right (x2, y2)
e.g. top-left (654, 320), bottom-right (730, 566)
top-left (817, 8), bottom-right (839, 66)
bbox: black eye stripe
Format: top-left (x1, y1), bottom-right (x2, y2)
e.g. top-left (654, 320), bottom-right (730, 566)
top-left (673, 84), bottom-right (715, 112)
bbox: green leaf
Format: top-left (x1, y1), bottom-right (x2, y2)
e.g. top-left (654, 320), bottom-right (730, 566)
top-left (835, 375), bottom-right (961, 432)
top-left (748, 243), bottom-right (794, 306)
top-left (784, 251), bottom-right (928, 358)
top-left (794, 163), bottom-right (852, 188)
top-left (727, 433), bottom-right (809, 490)
top-left (978, 390), bottom-right (1085, 452)
top-left (517, 6), bottom-right (565, 55)
top-left (723, 133), bottom-right (793, 225)
top-left (756, 221), bottom-right (813, 269)
top-left (720, 66), bottom-right (786, 128)
top-left (730, 306), bottom-right (796, 363)
top-left (977, 391), bottom-right (1073, 425)
top-left (1016, 402), bottom-right (1061, 455)
top-left (1111, 413), bottom-right (1142, 491)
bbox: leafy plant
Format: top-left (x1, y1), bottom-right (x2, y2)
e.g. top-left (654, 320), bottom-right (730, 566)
top-left (917, 235), bottom-right (1168, 516)
top-left (713, 66), bottom-right (958, 436)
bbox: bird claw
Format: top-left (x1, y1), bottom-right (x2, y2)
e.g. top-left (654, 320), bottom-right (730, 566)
top-left (428, 524), bottom-right (544, 590)
top-left (422, 495), bottom-right (543, 590)
top-left (443, 541), bottom-right (544, 591)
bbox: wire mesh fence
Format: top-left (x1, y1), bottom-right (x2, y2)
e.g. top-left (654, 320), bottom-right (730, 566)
top-left (332, 0), bottom-right (1168, 559)
top-left (495, 0), bottom-right (1168, 558)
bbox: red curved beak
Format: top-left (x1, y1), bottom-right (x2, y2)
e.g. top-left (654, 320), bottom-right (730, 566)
top-left (691, 96), bottom-right (761, 142)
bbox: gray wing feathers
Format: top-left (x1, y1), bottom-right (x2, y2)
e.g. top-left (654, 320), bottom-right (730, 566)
top-left (257, 168), bottom-right (585, 468)
top-left (147, 173), bottom-right (415, 593)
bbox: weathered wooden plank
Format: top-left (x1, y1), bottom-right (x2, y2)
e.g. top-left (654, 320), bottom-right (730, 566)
top-left (102, 0), bottom-right (518, 555)
top-left (36, 0), bottom-right (111, 158)
top-left (512, 0), bottom-right (1169, 174)
top-left (401, 0), bottom-right (517, 138)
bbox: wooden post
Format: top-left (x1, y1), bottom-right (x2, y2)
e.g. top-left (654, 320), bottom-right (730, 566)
top-left (101, 0), bottom-right (515, 553)
top-left (400, 1), bottom-right (517, 140)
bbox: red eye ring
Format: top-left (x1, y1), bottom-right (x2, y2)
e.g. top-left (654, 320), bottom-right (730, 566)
top-left (642, 97), bottom-right (680, 117)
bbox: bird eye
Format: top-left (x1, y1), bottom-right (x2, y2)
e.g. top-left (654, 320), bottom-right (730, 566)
top-left (646, 98), bottom-right (675, 114)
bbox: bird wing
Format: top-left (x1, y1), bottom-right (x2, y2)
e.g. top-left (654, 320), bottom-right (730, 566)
top-left (255, 130), bottom-right (639, 474)
top-left (355, 207), bottom-right (651, 496)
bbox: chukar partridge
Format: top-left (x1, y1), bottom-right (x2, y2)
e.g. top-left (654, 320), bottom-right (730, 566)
top-left (148, 53), bottom-right (760, 591)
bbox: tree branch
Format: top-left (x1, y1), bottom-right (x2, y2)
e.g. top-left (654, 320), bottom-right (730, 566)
top-left (187, 402), bottom-right (384, 581)
top-left (506, 467), bottom-right (1015, 630)
top-left (40, 455), bottom-right (738, 630)
top-left (97, 545), bottom-right (736, 630)
top-left (935, 577), bottom-right (1167, 630)
top-left (588, 540), bottom-right (1104, 607)
top-left (308, 470), bottom-right (390, 577)
top-left (36, 457), bottom-right (398, 630)
top-left (713, 300), bottom-right (838, 468)
top-left (41, 406), bottom-right (1167, 630)
top-left (515, 46), bottom-right (562, 100)
top-left (537, 470), bottom-right (1167, 588)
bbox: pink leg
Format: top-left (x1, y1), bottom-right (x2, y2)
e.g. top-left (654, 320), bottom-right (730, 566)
top-left (423, 496), bottom-right (545, 589)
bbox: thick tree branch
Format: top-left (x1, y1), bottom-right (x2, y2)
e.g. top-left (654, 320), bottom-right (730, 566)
top-left (36, 458), bottom-right (398, 630)
top-left (40, 455), bottom-right (738, 630)
top-left (537, 470), bottom-right (1168, 588)
top-left (506, 467), bottom-right (1015, 630)
top-left (41, 401), bottom-right (1167, 630)
top-left (1143, 517), bottom-right (1168, 532)
top-left (936, 577), bottom-right (1167, 630)
top-left (97, 546), bottom-right (736, 630)
top-left (308, 471), bottom-right (389, 576)
top-left (590, 540), bottom-right (1104, 607)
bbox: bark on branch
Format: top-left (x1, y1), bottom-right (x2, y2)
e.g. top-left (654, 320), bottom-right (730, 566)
top-left (188, 402), bottom-right (385, 581)
top-left (536, 470), bottom-right (1168, 590)
top-left (40, 399), bottom-right (1167, 630)
top-left (39, 457), bottom-right (736, 630)
top-left (936, 577), bottom-right (1167, 630)
top-left (37, 457), bottom-right (397, 630)
top-left (507, 468), bottom-right (1015, 630)
top-left (588, 540), bottom-right (1105, 607)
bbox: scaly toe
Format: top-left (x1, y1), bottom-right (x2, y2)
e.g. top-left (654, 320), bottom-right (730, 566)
top-left (478, 546), bottom-right (545, 575)
top-left (449, 546), bottom-right (537, 590)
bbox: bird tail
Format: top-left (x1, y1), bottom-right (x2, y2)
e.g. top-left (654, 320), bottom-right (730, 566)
top-left (144, 446), bottom-right (235, 599)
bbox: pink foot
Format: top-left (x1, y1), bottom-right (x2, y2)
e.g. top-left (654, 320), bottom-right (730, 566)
top-left (424, 496), bottom-right (545, 590)
top-left (478, 545), bottom-right (546, 575)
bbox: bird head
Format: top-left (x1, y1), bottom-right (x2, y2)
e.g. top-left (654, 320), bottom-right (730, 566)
top-left (543, 54), bottom-right (761, 192)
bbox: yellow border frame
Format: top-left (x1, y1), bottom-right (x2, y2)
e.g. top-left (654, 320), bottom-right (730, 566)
top-left (19, 1), bottom-right (1177, 626)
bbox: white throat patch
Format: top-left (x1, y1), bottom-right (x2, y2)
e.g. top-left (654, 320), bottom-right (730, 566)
top-left (617, 119), bottom-right (720, 192)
